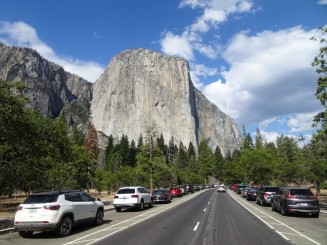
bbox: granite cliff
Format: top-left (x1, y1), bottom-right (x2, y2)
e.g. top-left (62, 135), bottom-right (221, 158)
top-left (0, 43), bottom-right (241, 157)
top-left (91, 49), bottom-right (242, 156)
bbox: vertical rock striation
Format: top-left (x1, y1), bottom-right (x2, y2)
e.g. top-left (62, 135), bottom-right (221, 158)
top-left (91, 49), bottom-right (242, 156)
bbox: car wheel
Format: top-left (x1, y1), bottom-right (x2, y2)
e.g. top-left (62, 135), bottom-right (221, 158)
top-left (271, 202), bottom-right (276, 211)
top-left (149, 199), bottom-right (153, 208)
top-left (56, 216), bottom-right (73, 237)
top-left (260, 199), bottom-right (264, 206)
top-left (312, 213), bottom-right (319, 218)
top-left (139, 200), bottom-right (144, 211)
top-left (115, 207), bottom-right (121, 212)
top-left (281, 206), bottom-right (288, 216)
top-left (18, 231), bottom-right (33, 238)
top-left (94, 209), bottom-right (104, 225)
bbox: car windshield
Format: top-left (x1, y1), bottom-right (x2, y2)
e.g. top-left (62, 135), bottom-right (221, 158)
top-left (24, 194), bottom-right (58, 204)
top-left (290, 189), bottom-right (313, 196)
top-left (117, 188), bottom-right (135, 194)
top-left (248, 188), bottom-right (258, 192)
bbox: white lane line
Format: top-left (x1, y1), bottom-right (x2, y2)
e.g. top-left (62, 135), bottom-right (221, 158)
top-left (193, 222), bottom-right (200, 231)
top-left (204, 208), bottom-right (207, 212)
top-left (64, 190), bottom-right (210, 245)
top-left (228, 191), bottom-right (321, 245)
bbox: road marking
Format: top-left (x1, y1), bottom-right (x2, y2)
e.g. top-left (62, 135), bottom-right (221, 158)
top-left (203, 208), bottom-right (207, 212)
top-left (193, 222), bottom-right (200, 231)
top-left (228, 190), bottom-right (321, 245)
top-left (63, 190), bottom-right (210, 245)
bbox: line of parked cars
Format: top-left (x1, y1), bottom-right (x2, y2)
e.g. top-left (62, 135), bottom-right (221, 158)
top-left (230, 184), bottom-right (320, 218)
top-left (14, 184), bottom-right (209, 239)
top-left (113, 184), bottom-right (211, 212)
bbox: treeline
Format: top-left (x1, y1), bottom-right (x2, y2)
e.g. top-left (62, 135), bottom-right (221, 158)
top-left (0, 80), bottom-right (97, 197)
top-left (1, 79), bottom-right (326, 197)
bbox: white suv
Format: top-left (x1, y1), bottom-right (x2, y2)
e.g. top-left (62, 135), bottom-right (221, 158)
top-left (14, 190), bottom-right (104, 237)
top-left (114, 186), bottom-right (153, 212)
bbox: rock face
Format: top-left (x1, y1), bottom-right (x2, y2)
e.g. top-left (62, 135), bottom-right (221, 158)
top-left (0, 43), bottom-right (241, 156)
top-left (91, 49), bottom-right (242, 156)
top-left (0, 42), bottom-right (92, 129)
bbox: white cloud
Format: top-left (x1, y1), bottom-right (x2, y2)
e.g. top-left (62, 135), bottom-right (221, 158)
top-left (160, 31), bottom-right (194, 61)
top-left (318, 0), bottom-right (327, 5)
top-left (203, 26), bottom-right (322, 129)
top-left (286, 112), bottom-right (317, 133)
top-left (0, 21), bottom-right (103, 82)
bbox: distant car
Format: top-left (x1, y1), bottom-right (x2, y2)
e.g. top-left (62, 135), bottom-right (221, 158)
top-left (152, 189), bottom-right (172, 203)
top-left (114, 186), bottom-right (153, 212)
top-left (186, 184), bottom-right (194, 193)
top-left (14, 190), bottom-right (104, 238)
top-left (236, 185), bottom-right (247, 194)
top-left (245, 188), bottom-right (258, 201)
top-left (217, 186), bottom-right (226, 192)
top-left (256, 186), bottom-right (279, 206)
top-left (169, 186), bottom-right (182, 197)
top-left (241, 187), bottom-right (250, 197)
top-left (271, 187), bottom-right (320, 217)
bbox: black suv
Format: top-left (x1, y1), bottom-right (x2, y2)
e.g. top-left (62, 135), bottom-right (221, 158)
top-left (256, 186), bottom-right (279, 206)
top-left (271, 187), bottom-right (320, 217)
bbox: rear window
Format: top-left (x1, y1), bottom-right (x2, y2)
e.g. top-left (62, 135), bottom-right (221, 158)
top-left (153, 190), bottom-right (165, 194)
top-left (265, 187), bottom-right (278, 192)
top-left (290, 189), bottom-right (313, 196)
top-left (24, 194), bottom-right (58, 204)
top-left (117, 188), bottom-right (135, 194)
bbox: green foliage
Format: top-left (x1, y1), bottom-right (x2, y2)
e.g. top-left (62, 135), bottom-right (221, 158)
top-left (311, 27), bottom-right (327, 142)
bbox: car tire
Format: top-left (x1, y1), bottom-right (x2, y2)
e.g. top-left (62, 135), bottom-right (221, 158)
top-left (18, 231), bottom-right (33, 238)
top-left (271, 202), bottom-right (276, 211)
top-left (94, 209), bottom-right (104, 225)
top-left (149, 200), bottom-right (153, 208)
top-left (281, 207), bottom-right (288, 216)
top-left (115, 207), bottom-right (121, 212)
top-left (312, 213), bottom-right (319, 218)
top-left (139, 200), bottom-right (144, 211)
top-left (56, 216), bottom-right (73, 237)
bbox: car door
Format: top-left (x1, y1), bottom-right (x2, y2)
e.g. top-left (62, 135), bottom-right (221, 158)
top-left (66, 192), bottom-right (86, 221)
top-left (80, 192), bottom-right (98, 219)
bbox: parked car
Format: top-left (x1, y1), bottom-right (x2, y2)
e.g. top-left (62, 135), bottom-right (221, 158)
top-left (256, 186), bottom-right (279, 206)
top-left (152, 189), bottom-right (172, 203)
top-left (217, 186), bottom-right (226, 192)
top-left (114, 186), bottom-right (153, 212)
top-left (241, 187), bottom-right (250, 197)
top-left (271, 187), bottom-right (320, 217)
top-left (179, 185), bottom-right (188, 195)
top-left (245, 188), bottom-right (258, 201)
top-left (169, 186), bottom-right (182, 197)
top-left (14, 190), bottom-right (104, 238)
top-left (194, 184), bottom-right (201, 191)
top-left (186, 184), bottom-right (194, 193)
top-left (236, 185), bottom-right (247, 194)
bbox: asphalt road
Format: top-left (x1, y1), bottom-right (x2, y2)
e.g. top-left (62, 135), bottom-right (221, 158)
top-left (1, 188), bottom-right (326, 245)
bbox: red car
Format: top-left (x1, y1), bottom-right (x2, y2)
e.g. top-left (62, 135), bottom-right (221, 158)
top-left (169, 186), bottom-right (182, 197)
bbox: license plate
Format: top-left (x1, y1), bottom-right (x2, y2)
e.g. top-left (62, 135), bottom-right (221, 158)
top-left (29, 209), bottom-right (37, 213)
top-left (300, 203), bottom-right (308, 206)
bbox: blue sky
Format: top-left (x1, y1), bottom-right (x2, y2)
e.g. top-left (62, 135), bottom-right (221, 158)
top-left (1, 0), bottom-right (327, 145)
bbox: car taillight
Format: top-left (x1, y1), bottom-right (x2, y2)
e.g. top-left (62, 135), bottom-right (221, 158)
top-left (131, 195), bottom-right (139, 198)
top-left (17, 206), bottom-right (23, 211)
top-left (114, 195), bottom-right (118, 198)
top-left (285, 194), bottom-right (298, 199)
top-left (263, 193), bottom-right (270, 197)
top-left (43, 204), bottom-right (60, 210)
